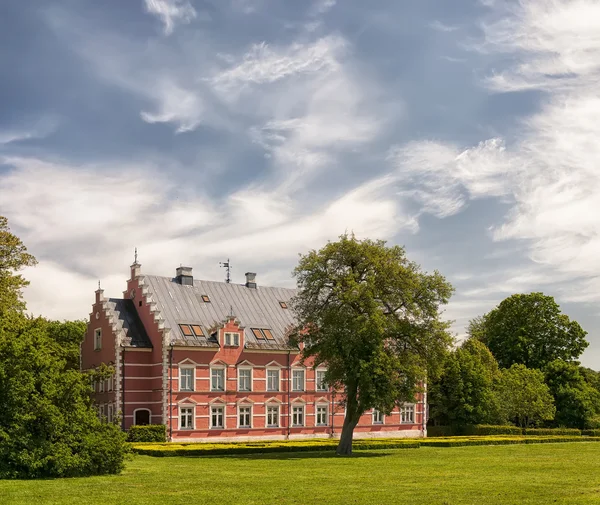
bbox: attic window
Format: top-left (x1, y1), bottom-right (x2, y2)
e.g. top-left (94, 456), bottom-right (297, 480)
top-left (179, 324), bottom-right (193, 337)
top-left (191, 325), bottom-right (204, 337)
top-left (201, 295), bottom-right (210, 303)
top-left (251, 328), bottom-right (275, 341)
top-left (279, 301), bottom-right (288, 309)
top-left (251, 328), bottom-right (265, 340)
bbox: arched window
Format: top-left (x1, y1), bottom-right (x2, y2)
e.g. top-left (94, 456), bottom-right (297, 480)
top-left (134, 409), bottom-right (151, 426)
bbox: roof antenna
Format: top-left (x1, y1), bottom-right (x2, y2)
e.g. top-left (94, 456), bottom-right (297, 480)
top-left (219, 258), bottom-right (231, 283)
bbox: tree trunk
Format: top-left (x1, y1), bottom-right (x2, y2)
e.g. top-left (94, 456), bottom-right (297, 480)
top-left (337, 416), bottom-right (359, 455)
top-left (336, 387), bottom-right (361, 456)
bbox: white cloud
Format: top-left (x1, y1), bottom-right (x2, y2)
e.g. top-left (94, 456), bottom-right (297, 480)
top-left (429, 20), bottom-right (458, 32)
top-left (144, 0), bottom-right (197, 35)
top-left (392, 0), bottom-right (600, 302)
top-left (1, 155), bottom-right (415, 320)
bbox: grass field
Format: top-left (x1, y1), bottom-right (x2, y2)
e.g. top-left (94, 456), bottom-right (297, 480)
top-left (2, 443), bottom-right (600, 505)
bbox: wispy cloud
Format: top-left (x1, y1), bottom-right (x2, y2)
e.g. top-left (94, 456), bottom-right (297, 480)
top-left (429, 20), bottom-right (458, 32)
top-left (144, 0), bottom-right (197, 35)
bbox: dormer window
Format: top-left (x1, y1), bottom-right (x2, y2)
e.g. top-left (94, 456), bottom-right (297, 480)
top-left (224, 332), bottom-right (239, 346)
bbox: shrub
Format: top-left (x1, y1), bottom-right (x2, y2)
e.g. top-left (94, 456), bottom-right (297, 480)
top-left (421, 436), bottom-right (600, 448)
top-left (127, 425), bottom-right (167, 443)
top-left (427, 426), bottom-right (454, 437)
top-left (582, 429), bottom-right (600, 436)
top-left (463, 425), bottom-right (522, 436)
top-left (523, 428), bottom-right (581, 436)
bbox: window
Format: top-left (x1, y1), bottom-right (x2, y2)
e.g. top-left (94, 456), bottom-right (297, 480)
top-left (211, 368), bottom-right (225, 391)
top-left (180, 407), bottom-right (194, 430)
top-left (108, 374), bottom-right (113, 391)
top-left (201, 295), bottom-right (210, 303)
top-left (179, 324), bottom-right (193, 337)
top-left (191, 325), bottom-right (204, 337)
top-left (179, 367), bottom-right (194, 391)
top-left (99, 404), bottom-right (105, 419)
top-left (292, 405), bottom-right (304, 427)
top-left (238, 406), bottom-right (251, 428)
top-left (266, 405), bottom-right (279, 427)
top-left (108, 404), bottom-right (113, 423)
top-left (225, 332), bottom-right (239, 346)
top-left (267, 369), bottom-right (280, 392)
top-left (401, 404), bottom-right (415, 424)
top-left (94, 329), bottom-right (102, 350)
top-left (251, 328), bottom-right (275, 341)
top-left (99, 378), bottom-right (104, 393)
top-left (316, 370), bottom-right (327, 391)
top-left (373, 409), bottom-right (384, 424)
top-left (292, 369), bottom-right (305, 391)
top-left (316, 405), bottom-right (328, 426)
top-left (211, 406), bottom-right (224, 429)
top-left (279, 301), bottom-right (288, 309)
top-left (238, 368), bottom-right (252, 392)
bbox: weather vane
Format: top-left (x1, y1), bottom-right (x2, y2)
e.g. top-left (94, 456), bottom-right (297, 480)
top-left (219, 259), bottom-right (231, 283)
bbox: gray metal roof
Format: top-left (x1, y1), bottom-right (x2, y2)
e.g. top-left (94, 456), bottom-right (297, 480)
top-left (106, 298), bottom-right (152, 348)
top-left (143, 275), bottom-right (298, 350)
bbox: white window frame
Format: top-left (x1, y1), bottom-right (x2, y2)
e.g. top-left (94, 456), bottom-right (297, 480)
top-left (94, 328), bottom-right (102, 350)
top-left (108, 404), bottom-right (113, 423)
top-left (210, 367), bottom-right (225, 392)
top-left (133, 408), bottom-right (151, 426)
top-left (211, 405), bottom-right (225, 429)
top-left (401, 404), bottom-right (415, 424)
top-left (316, 369), bottom-right (328, 392)
top-left (179, 365), bottom-right (195, 392)
top-left (108, 374), bottom-right (113, 391)
top-left (373, 409), bottom-right (384, 425)
top-left (179, 406), bottom-right (194, 430)
top-left (292, 368), bottom-right (305, 392)
top-left (292, 405), bottom-right (304, 427)
top-left (266, 404), bottom-right (280, 428)
top-left (238, 405), bottom-right (252, 429)
top-left (238, 367), bottom-right (252, 392)
top-left (316, 404), bottom-right (328, 426)
top-left (99, 378), bottom-right (104, 393)
top-left (266, 368), bottom-right (280, 392)
top-left (224, 332), bottom-right (240, 347)
top-left (99, 404), bottom-right (105, 419)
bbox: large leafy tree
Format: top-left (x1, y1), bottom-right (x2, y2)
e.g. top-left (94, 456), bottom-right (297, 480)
top-left (429, 339), bottom-right (502, 427)
top-left (471, 293), bottom-right (588, 369)
top-left (0, 314), bottom-right (127, 478)
top-left (291, 234), bottom-right (454, 455)
top-left (544, 360), bottom-right (600, 430)
top-left (0, 216), bottom-right (37, 316)
top-left (496, 364), bottom-right (555, 428)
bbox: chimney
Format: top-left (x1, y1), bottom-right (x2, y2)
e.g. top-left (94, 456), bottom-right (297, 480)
top-left (245, 272), bottom-right (257, 289)
top-left (175, 266), bottom-right (193, 286)
top-left (95, 282), bottom-right (105, 304)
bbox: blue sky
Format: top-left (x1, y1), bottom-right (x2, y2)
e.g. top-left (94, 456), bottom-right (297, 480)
top-left (2, 0), bottom-right (600, 367)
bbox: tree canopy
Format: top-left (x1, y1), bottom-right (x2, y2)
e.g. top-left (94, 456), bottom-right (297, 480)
top-left (0, 314), bottom-right (126, 478)
top-left (470, 292), bottom-right (588, 370)
top-left (495, 364), bottom-right (555, 428)
top-left (291, 233), bottom-right (454, 455)
top-left (0, 216), bottom-right (37, 316)
top-left (429, 339), bottom-right (502, 427)
top-left (544, 360), bottom-right (600, 430)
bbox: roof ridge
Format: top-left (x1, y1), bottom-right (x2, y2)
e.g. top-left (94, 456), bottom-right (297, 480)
top-left (142, 273), bottom-right (297, 292)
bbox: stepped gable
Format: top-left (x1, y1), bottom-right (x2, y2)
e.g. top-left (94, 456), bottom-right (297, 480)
top-left (105, 298), bottom-right (152, 348)
top-left (142, 274), bottom-right (298, 350)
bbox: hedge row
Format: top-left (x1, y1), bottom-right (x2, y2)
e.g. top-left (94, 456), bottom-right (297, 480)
top-left (428, 425), bottom-right (583, 437)
top-left (132, 438), bottom-right (420, 457)
top-left (421, 436), bottom-right (600, 448)
top-left (126, 425), bottom-right (167, 443)
top-left (582, 429), bottom-right (600, 436)
top-left (131, 435), bottom-right (600, 457)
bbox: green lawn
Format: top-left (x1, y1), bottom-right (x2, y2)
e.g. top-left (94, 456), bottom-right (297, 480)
top-left (2, 443), bottom-right (600, 505)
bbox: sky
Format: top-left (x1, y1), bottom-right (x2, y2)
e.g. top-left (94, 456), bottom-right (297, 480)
top-left (1, 0), bottom-right (599, 368)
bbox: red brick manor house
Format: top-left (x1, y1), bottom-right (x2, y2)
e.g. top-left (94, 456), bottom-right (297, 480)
top-left (81, 259), bottom-right (426, 441)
